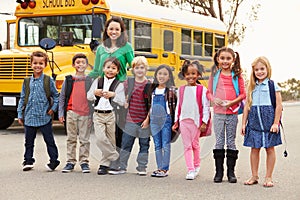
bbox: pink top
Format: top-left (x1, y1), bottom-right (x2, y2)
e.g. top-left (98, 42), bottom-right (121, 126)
top-left (207, 73), bottom-right (246, 114)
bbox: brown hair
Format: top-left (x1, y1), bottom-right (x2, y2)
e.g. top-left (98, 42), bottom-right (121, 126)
top-left (30, 51), bottom-right (48, 64)
top-left (103, 16), bottom-right (128, 48)
top-left (72, 53), bottom-right (88, 65)
top-left (103, 57), bottom-right (121, 71)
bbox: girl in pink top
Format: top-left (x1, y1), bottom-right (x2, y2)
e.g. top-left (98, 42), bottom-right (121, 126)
top-left (207, 47), bottom-right (246, 183)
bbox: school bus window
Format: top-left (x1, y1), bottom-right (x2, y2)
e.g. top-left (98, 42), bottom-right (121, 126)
top-left (182, 29), bottom-right (191, 55)
top-left (164, 30), bottom-right (173, 51)
top-left (18, 14), bottom-right (106, 46)
top-left (193, 30), bottom-right (203, 56)
top-left (215, 34), bottom-right (225, 52)
top-left (134, 21), bottom-right (151, 52)
top-left (122, 18), bottom-right (132, 43)
top-left (205, 32), bottom-right (213, 56)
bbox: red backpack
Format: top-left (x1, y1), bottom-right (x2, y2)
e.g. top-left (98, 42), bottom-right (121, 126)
top-left (177, 84), bottom-right (212, 137)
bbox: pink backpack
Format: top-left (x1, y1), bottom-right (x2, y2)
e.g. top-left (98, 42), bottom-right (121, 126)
top-left (177, 84), bottom-right (212, 137)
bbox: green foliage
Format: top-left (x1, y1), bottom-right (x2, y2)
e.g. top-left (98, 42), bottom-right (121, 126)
top-left (278, 78), bottom-right (300, 101)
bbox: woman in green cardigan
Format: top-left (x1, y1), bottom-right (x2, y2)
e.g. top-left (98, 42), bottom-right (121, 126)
top-left (89, 16), bottom-right (134, 81)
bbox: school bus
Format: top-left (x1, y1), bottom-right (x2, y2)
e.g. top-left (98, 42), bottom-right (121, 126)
top-left (0, 0), bottom-right (227, 129)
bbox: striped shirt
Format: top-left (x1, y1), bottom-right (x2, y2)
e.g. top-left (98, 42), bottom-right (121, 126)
top-left (17, 73), bottom-right (59, 127)
top-left (125, 79), bottom-right (148, 123)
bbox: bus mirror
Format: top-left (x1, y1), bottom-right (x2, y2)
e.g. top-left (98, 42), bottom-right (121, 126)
top-left (90, 39), bottom-right (100, 51)
top-left (39, 38), bottom-right (56, 50)
top-left (0, 43), bottom-right (2, 51)
top-left (92, 16), bottom-right (102, 39)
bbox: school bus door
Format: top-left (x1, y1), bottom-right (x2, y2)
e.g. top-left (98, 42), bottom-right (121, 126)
top-left (160, 26), bottom-right (179, 69)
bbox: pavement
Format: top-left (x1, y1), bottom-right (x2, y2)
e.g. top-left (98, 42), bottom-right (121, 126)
top-left (0, 103), bottom-right (299, 200)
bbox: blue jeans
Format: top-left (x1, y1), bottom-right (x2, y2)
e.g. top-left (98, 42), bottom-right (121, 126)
top-left (119, 121), bottom-right (150, 171)
top-left (24, 120), bottom-right (59, 163)
top-left (150, 92), bottom-right (171, 171)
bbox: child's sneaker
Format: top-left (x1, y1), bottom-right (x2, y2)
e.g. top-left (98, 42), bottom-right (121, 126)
top-left (62, 163), bottom-right (74, 173)
top-left (137, 169), bottom-right (147, 176)
top-left (186, 170), bottom-right (195, 180)
top-left (151, 169), bottom-right (161, 177)
top-left (46, 160), bottom-right (60, 171)
top-left (22, 161), bottom-right (34, 171)
top-left (195, 167), bottom-right (200, 177)
top-left (80, 163), bottom-right (90, 173)
top-left (155, 170), bottom-right (169, 178)
top-left (108, 168), bottom-right (126, 175)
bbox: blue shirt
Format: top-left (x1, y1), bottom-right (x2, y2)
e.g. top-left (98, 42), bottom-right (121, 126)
top-left (17, 74), bottom-right (59, 127)
top-left (252, 78), bottom-right (281, 106)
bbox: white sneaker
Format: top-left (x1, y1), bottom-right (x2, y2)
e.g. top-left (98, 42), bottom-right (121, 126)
top-left (195, 167), bottom-right (200, 177)
top-left (186, 171), bottom-right (195, 180)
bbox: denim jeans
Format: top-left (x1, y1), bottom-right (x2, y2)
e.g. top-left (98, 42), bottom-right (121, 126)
top-left (119, 121), bottom-right (150, 171)
top-left (150, 92), bottom-right (171, 171)
top-left (24, 120), bottom-right (59, 163)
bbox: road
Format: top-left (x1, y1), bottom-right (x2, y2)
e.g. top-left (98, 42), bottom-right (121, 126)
top-left (0, 103), bottom-right (299, 200)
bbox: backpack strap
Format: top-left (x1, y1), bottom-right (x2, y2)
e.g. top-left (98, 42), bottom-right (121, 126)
top-left (23, 75), bottom-right (51, 108)
top-left (126, 77), bottom-right (135, 103)
top-left (24, 77), bottom-right (30, 106)
top-left (268, 79), bottom-right (276, 110)
top-left (95, 77), bottom-right (120, 107)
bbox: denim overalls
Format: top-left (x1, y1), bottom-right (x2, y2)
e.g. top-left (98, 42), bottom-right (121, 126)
top-left (150, 88), bottom-right (172, 170)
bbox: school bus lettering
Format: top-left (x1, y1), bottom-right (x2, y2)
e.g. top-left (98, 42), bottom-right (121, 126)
top-left (42, 0), bottom-right (75, 8)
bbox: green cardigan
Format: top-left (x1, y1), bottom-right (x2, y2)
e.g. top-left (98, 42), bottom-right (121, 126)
top-left (89, 42), bottom-right (134, 81)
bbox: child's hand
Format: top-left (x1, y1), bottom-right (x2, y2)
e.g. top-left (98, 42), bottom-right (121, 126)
top-left (270, 123), bottom-right (279, 133)
top-left (200, 122), bottom-right (207, 132)
top-left (241, 125), bottom-right (246, 136)
top-left (213, 98), bottom-right (224, 106)
top-left (172, 121), bottom-right (179, 132)
top-left (94, 89), bottom-right (103, 97)
top-left (103, 91), bottom-right (115, 99)
top-left (47, 109), bottom-right (54, 116)
top-left (18, 118), bottom-right (24, 126)
top-left (59, 117), bottom-right (65, 124)
top-left (141, 117), bottom-right (149, 129)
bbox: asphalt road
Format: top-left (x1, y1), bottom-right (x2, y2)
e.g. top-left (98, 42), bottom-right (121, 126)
top-left (0, 103), bottom-right (299, 200)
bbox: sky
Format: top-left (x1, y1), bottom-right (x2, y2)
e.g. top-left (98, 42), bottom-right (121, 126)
top-left (1, 0), bottom-right (299, 82)
top-left (235, 0), bottom-right (300, 82)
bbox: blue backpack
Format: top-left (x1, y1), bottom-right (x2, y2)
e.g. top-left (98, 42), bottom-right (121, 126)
top-left (212, 69), bottom-right (244, 114)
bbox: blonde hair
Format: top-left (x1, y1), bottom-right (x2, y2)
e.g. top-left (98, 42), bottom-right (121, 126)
top-left (131, 56), bottom-right (148, 69)
top-left (246, 56), bottom-right (272, 108)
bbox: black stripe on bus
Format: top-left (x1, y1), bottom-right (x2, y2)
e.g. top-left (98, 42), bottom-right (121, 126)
top-left (134, 53), bottom-right (158, 59)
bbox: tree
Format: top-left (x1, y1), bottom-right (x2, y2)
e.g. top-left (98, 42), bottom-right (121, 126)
top-left (278, 78), bottom-right (300, 101)
top-left (148, 0), bottom-right (260, 45)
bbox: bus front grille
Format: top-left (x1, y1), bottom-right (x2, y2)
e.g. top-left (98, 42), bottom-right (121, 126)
top-left (0, 56), bottom-right (33, 79)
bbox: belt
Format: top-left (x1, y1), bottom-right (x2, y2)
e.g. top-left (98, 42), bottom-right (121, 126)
top-left (94, 110), bottom-right (112, 113)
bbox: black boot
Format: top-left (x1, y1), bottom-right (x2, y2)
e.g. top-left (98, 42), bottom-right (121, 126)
top-left (226, 149), bottom-right (239, 183)
top-left (213, 149), bottom-right (225, 183)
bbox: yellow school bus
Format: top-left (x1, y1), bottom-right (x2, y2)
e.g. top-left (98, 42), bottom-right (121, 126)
top-left (0, 0), bottom-right (227, 129)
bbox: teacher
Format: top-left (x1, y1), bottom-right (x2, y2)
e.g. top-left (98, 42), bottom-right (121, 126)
top-left (89, 16), bottom-right (134, 81)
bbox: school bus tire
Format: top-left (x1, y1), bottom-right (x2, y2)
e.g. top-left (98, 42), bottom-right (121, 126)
top-left (0, 111), bottom-right (15, 129)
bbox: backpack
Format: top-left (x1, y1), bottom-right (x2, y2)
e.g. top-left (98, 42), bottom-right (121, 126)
top-left (268, 80), bottom-right (288, 157)
top-left (212, 69), bottom-right (245, 114)
top-left (23, 74), bottom-right (53, 115)
top-left (126, 77), bottom-right (151, 111)
top-left (177, 84), bottom-right (212, 138)
top-left (63, 75), bottom-right (93, 117)
top-left (95, 77), bottom-right (126, 129)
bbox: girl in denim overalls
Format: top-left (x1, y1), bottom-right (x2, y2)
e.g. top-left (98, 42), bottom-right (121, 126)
top-left (150, 64), bottom-right (176, 178)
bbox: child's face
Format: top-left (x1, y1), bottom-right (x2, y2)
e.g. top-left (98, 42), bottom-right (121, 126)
top-left (73, 58), bottom-right (88, 73)
top-left (217, 51), bottom-right (234, 70)
top-left (133, 64), bottom-right (147, 78)
top-left (103, 61), bottom-right (119, 79)
top-left (31, 56), bottom-right (46, 75)
top-left (156, 67), bottom-right (170, 86)
top-left (254, 62), bottom-right (268, 83)
top-left (184, 65), bottom-right (199, 86)
top-left (107, 21), bottom-right (121, 41)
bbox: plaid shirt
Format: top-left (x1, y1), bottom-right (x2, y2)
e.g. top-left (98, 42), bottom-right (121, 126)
top-left (17, 74), bottom-right (59, 127)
